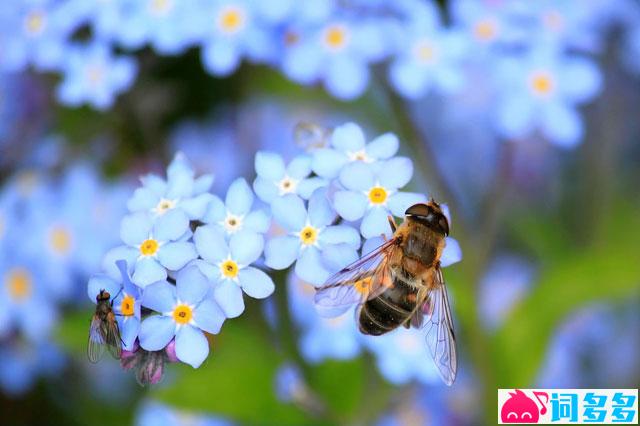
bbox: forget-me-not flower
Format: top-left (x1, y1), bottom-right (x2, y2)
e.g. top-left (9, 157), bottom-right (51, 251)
top-left (193, 226), bottom-right (275, 318)
top-left (264, 190), bottom-right (360, 286)
top-left (311, 122), bottom-right (399, 179)
top-left (333, 158), bottom-right (425, 238)
top-left (128, 152), bottom-right (214, 221)
top-left (139, 266), bottom-right (226, 368)
top-left (253, 151), bottom-right (326, 204)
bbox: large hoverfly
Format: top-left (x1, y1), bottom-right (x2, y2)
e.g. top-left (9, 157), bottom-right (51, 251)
top-left (314, 200), bottom-right (458, 385)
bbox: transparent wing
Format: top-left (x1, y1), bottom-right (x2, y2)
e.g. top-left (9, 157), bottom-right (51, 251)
top-left (314, 238), bottom-right (398, 317)
top-left (104, 315), bottom-right (123, 360)
top-left (415, 266), bottom-right (457, 386)
top-left (87, 316), bottom-right (105, 363)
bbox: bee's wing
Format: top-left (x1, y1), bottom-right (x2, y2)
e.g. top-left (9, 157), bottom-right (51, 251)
top-left (104, 315), bottom-right (123, 360)
top-left (314, 238), bottom-right (398, 318)
top-left (413, 266), bottom-right (457, 386)
top-left (87, 316), bottom-right (106, 363)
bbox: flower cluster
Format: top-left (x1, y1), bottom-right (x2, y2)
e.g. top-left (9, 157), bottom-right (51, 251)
top-left (3, 0), bottom-right (638, 146)
top-left (87, 121), bottom-right (462, 385)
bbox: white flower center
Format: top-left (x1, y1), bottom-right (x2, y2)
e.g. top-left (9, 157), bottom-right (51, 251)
top-left (222, 212), bottom-right (244, 234)
top-left (153, 198), bottom-right (177, 215)
top-left (24, 10), bottom-right (46, 36)
top-left (347, 149), bottom-right (373, 163)
top-left (149, 0), bottom-right (173, 16)
top-left (412, 39), bottom-right (438, 64)
top-left (277, 176), bottom-right (299, 195)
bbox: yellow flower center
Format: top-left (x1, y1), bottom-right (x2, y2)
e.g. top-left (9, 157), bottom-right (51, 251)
top-left (154, 198), bottom-right (175, 215)
top-left (414, 40), bottom-right (436, 63)
top-left (24, 11), bottom-right (46, 36)
top-left (49, 225), bottom-right (72, 255)
top-left (299, 226), bottom-right (318, 245)
top-left (120, 295), bottom-right (135, 316)
top-left (221, 259), bottom-right (239, 278)
top-left (473, 19), bottom-right (497, 42)
top-left (6, 268), bottom-right (32, 302)
top-left (218, 6), bottom-right (245, 34)
top-left (543, 10), bottom-right (564, 31)
top-left (368, 186), bottom-right (388, 205)
top-left (530, 72), bottom-right (555, 96)
top-left (150, 0), bottom-right (172, 15)
top-left (323, 24), bottom-right (348, 50)
top-left (354, 277), bottom-right (371, 295)
top-left (172, 304), bottom-right (193, 325)
top-left (140, 239), bottom-right (159, 256)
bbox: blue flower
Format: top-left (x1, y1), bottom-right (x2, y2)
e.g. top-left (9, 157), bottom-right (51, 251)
top-left (265, 191), bottom-right (360, 285)
top-left (193, 226), bottom-right (274, 318)
top-left (88, 260), bottom-right (143, 351)
top-left (202, 178), bottom-right (270, 237)
top-left (493, 48), bottom-right (602, 147)
top-left (136, 399), bottom-right (235, 426)
top-left (253, 151), bottom-right (326, 204)
top-left (311, 122), bottom-right (399, 179)
top-left (139, 266), bottom-right (226, 368)
top-left (104, 209), bottom-right (197, 288)
top-left (333, 159), bottom-right (425, 239)
top-left (127, 152), bottom-right (214, 221)
top-left (56, 42), bottom-right (137, 110)
top-left (0, 339), bottom-right (65, 397)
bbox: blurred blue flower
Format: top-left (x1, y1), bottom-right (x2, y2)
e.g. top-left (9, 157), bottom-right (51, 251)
top-left (287, 273), bottom-right (361, 362)
top-left (0, 339), bottom-right (65, 397)
top-left (275, 362), bottom-right (305, 403)
top-left (333, 158), bottom-right (425, 239)
top-left (202, 178), bottom-right (270, 237)
top-left (622, 24), bottom-right (640, 74)
top-left (253, 151), bottom-right (326, 204)
top-left (88, 260), bottom-right (142, 351)
top-left (493, 48), bottom-right (602, 147)
top-left (265, 191), bottom-right (360, 286)
top-left (311, 122), bottom-right (399, 179)
top-left (128, 153), bottom-right (215, 221)
top-left (136, 399), bottom-right (235, 426)
top-left (139, 266), bottom-right (225, 368)
top-left (451, 0), bottom-right (521, 52)
top-left (105, 209), bottom-right (197, 288)
top-left (56, 42), bottom-right (137, 110)
top-left (193, 226), bottom-right (274, 318)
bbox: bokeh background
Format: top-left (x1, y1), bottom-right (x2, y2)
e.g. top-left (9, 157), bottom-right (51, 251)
top-left (1, 0), bottom-right (639, 425)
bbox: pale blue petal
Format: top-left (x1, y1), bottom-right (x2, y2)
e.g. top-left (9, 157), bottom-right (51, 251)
top-left (154, 208), bottom-right (189, 242)
top-left (387, 192), bottom-right (427, 217)
top-left (366, 133), bottom-right (399, 160)
top-left (322, 244), bottom-right (359, 273)
top-left (193, 298), bottom-right (225, 334)
top-left (119, 317), bottom-right (140, 351)
top-left (441, 237), bottom-right (462, 267)
top-left (202, 40), bottom-right (240, 76)
top-left (339, 162), bottom-right (374, 191)
top-left (559, 58), bottom-right (602, 103)
top-left (180, 193), bottom-right (214, 220)
top-left (139, 315), bottom-right (174, 351)
top-left (175, 325), bottom-right (209, 368)
top-left (361, 207), bottom-right (391, 239)
top-left (87, 275), bottom-right (120, 303)
top-left (255, 151), bottom-right (285, 181)
top-left (325, 57), bottom-right (369, 100)
top-left (321, 225), bottom-right (360, 249)
top-left (295, 247), bottom-right (331, 286)
top-left (176, 266), bottom-right (210, 304)
top-left (264, 236), bottom-right (300, 270)
top-left (213, 280), bottom-right (245, 318)
top-left (193, 174), bottom-right (215, 194)
top-left (362, 236), bottom-right (387, 255)
top-left (378, 157), bottom-right (413, 190)
top-left (495, 96), bottom-right (535, 138)
top-left (142, 280), bottom-right (176, 312)
top-left (331, 122), bottom-right (366, 153)
top-left (244, 209), bottom-right (270, 234)
top-left (120, 212), bottom-right (152, 246)
top-left (230, 231), bottom-right (264, 265)
top-left (140, 174), bottom-right (167, 196)
top-left (286, 155), bottom-right (312, 179)
top-left (194, 225), bottom-right (229, 263)
top-left (311, 149), bottom-right (347, 179)
top-left (253, 177), bottom-right (279, 203)
top-left (308, 189), bottom-right (335, 228)
top-left (132, 257), bottom-right (167, 288)
top-left (540, 102), bottom-right (583, 148)
top-left (389, 59), bottom-right (429, 99)
top-left (127, 187), bottom-right (159, 212)
top-left (158, 242), bottom-right (198, 271)
top-left (271, 194), bottom-right (307, 231)
top-left (102, 246), bottom-right (138, 281)
top-left (234, 268), bottom-right (272, 299)
top-left (202, 195), bottom-right (226, 224)
top-left (333, 191), bottom-right (368, 221)
top-left (297, 177), bottom-right (328, 199)
top-left (226, 178), bottom-right (253, 216)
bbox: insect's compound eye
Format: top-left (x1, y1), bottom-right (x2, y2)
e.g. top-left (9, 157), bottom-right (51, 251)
top-left (438, 216), bottom-right (449, 235)
top-left (405, 203), bottom-right (429, 217)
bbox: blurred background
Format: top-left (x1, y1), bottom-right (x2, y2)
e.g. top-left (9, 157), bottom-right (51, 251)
top-left (0, 0), bottom-right (639, 425)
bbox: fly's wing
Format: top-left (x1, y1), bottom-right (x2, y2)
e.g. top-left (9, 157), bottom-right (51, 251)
top-left (314, 238), bottom-right (398, 318)
top-left (104, 314), bottom-right (123, 360)
top-left (87, 316), bottom-right (106, 363)
top-left (413, 266), bottom-right (457, 386)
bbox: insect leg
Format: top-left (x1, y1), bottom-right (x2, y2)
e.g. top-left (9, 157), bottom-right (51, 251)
top-left (387, 216), bottom-right (397, 233)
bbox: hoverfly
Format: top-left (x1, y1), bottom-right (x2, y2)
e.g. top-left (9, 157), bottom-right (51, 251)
top-left (314, 200), bottom-right (458, 385)
top-left (87, 289), bottom-right (123, 363)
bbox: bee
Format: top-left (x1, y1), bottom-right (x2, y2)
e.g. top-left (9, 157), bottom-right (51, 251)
top-left (87, 289), bottom-right (123, 363)
top-left (314, 200), bottom-right (458, 385)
